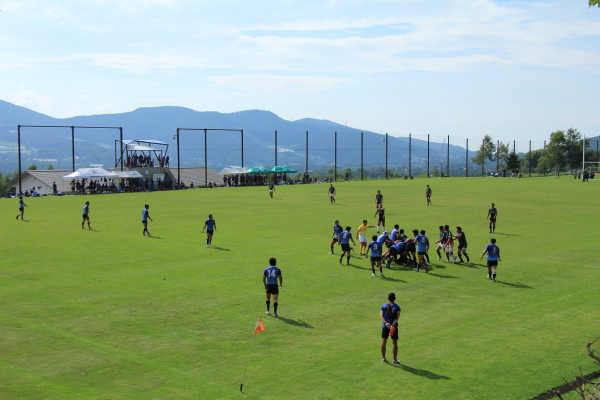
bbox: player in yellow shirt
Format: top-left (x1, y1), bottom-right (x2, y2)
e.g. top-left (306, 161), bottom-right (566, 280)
top-left (356, 219), bottom-right (376, 255)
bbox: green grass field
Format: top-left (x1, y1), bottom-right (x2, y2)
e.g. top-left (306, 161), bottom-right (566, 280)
top-left (1, 177), bottom-right (598, 399)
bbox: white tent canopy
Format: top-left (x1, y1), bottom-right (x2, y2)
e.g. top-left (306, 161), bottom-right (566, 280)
top-left (220, 166), bottom-right (249, 175)
top-left (125, 144), bottom-right (163, 152)
top-left (111, 170), bottom-right (143, 178)
top-left (62, 168), bottom-right (120, 180)
top-left (122, 139), bottom-right (168, 146)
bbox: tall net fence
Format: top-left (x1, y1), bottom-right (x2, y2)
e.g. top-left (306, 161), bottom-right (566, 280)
top-left (5, 125), bottom-right (598, 182)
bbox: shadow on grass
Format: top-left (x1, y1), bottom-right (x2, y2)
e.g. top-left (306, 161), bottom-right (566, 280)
top-left (344, 262), bottom-right (370, 270)
top-left (146, 236), bottom-right (163, 239)
top-left (492, 232), bottom-right (519, 236)
top-left (276, 317), bottom-right (314, 328)
top-left (87, 229), bottom-right (100, 233)
top-left (210, 246), bottom-right (230, 251)
top-left (393, 364), bottom-right (451, 380)
top-left (497, 281), bottom-right (533, 289)
top-left (428, 272), bottom-right (458, 279)
top-left (380, 276), bottom-right (407, 283)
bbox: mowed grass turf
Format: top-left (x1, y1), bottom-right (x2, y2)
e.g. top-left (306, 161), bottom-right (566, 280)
top-left (1, 177), bottom-right (598, 400)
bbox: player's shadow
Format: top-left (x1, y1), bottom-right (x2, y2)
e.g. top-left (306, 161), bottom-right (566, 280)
top-left (345, 263), bottom-right (370, 270)
top-left (393, 364), bottom-right (451, 380)
top-left (463, 263), bottom-right (480, 269)
top-left (428, 273), bottom-right (458, 279)
top-left (87, 229), bottom-right (100, 233)
top-left (492, 232), bottom-right (519, 236)
top-left (332, 203), bottom-right (346, 206)
top-left (497, 281), bottom-right (533, 289)
top-left (146, 236), bottom-right (163, 239)
top-left (210, 246), bottom-right (230, 251)
top-left (382, 276), bottom-right (407, 283)
top-left (276, 317), bottom-right (314, 329)
top-left (19, 220), bottom-right (30, 222)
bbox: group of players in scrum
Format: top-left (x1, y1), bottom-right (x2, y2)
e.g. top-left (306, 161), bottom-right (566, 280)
top-left (329, 192), bottom-right (502, 282)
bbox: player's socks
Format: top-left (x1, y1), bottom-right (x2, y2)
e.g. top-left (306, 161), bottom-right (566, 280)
top-left (451, 255), bottom-right (457, 263)
top-left (266, 301), bottom-right (270, 312)
top-left (492, 274), bottom-right (496, 281)
top-left (458, 257), bottom-right (463, 262)
top-left (273, 302), bottom-right (278, 314)
top-left (425, 254), bottom-right (430, 263)
top-left (465, 254), bottom-right (470, 262)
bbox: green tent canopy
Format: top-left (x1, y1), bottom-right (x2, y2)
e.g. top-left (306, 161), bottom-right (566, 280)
top-left (270, 165), bottom-right (297, 173)
top-left (247, 166), bottom-right (272, 174)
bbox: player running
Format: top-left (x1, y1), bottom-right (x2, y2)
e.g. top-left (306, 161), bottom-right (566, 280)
top-left (366, 234), bottom-right (384, 277)
top-left (487, 203), bottom-right (498, 233)
top-left (328, 184), bottom-right (336, 204)
top-left (356, 220), bottom-right (375, 256)
top-left (414, 230), bottom-right (431, 272)
top-left (82, 201), bottom-right (92, 230)
top-left (330, 220), bottom-right (344, 254)
top-left (480, 238), bottom-right (501, 282)
top-left (426, 185), bottom-right (432, 205)
top-left (202, 214), bottom-right (216, 247)
top-left (141, 204), bottom-right (153, 236)
top-left (16, 196), bottom-right (28, 220)
top-left (263, 258), bottom-right (283, 317)
top-left (338, 226), bottom-right (356, 265)
top-left (268, 182), bottom-right (275, 199)
top-left (453, 227), bottom-right (470, 263)
top-left (374, 205), bottom-right (385, 233)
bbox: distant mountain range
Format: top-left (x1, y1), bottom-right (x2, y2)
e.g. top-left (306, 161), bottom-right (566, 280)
top-left (0, 99), bottom-right (479, 175)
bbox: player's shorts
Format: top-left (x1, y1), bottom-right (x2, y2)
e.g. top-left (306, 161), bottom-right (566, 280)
top-left (19, 207), bottom-right (24, 210)
top-left (332, 237), bottom-right (338, 242)
top-left (341, 243), bottom-right (351, 252)
top-left (207, 229), bottom-right (214, 235)
top-left (436, 243), bottom-right (445, 249)
top-left (490, 217), bottom-right (496, 222)
top-left (382, 326), bottom-right (399, 340)
top-left (487, 260), bottom-right (498, 267)
top-left (269, 190), bottom-right (273, 193)
top-left (265, 284), bottom-right (279, 294)
top-left (378, 218), bottom-right (385, 223)
top-left (458, 244), bottom-right (467, 249)
top-left (389, 247), bottom-right (398, 257)
top-left (82, 214), bottom-right (89, 219)
top-left (141, 219), bottom-right (147, 223)
top-left (406, 242), bottom-right (415, 252)
top-left (359, 235), bottom-right (367, 242)
top-left (418, 251), bottom-right (427, 255)
top-left (329, 193), bottom-right (334, 197)
top-left (445, 245), bottom-right (454, 253)
top-left (370, 256), bottom-right (382, 262)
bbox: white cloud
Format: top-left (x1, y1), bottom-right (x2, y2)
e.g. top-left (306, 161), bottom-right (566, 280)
top-left (205, 75), bottom-right (349, 93)
top-left (14, 91), bottom-right (55, 113)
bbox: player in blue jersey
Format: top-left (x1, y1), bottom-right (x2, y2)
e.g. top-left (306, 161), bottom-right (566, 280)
top-left (16, 196), bottom-right (28, 220)
top-left (386, 240), bottom-right (406, 268)
top-left (330, 220), bottom-right (344, 254)
top-left (202, 214), bottom-right (217, 247)
top-left (379, 292), bottom-right (401, 364)
top-left (141, 204), bottom-right (153, 236)
top-left (389, 224), bottom-right (399, 242)
top-left (338, 226), bottom-right (356, 265)
top-left (480, 238), bottom-right (501, 282)
top-left (414, 230), bottom-right (431, 273)
top-left (366, 235), bottom-right (384, 277)
top-left (263, 258), bottom-right (283, 317)
top-left (82, 201), bottom-right (92, 230)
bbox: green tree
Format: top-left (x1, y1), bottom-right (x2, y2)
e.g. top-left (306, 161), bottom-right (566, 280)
top-left (430, 165), bottom-right (440, 177)
top-left (47, 164), bottom-right (55, 170)
top-left (564, 128), bottom-right (589, 174)
top-left (343, 168), bottom-right (352, 180)
top-left (27, 164), bottom-right (37, 170)
top-left (471, 135), bottom-right (496, 176)
top-left (590, 0), bottom-right (599, 7)
top-left (505, 151), bottom-right (520, 171)
top-left (495, 142), bottom-right (510, 172)
top-left (545, 130), bottom-right (568, 178)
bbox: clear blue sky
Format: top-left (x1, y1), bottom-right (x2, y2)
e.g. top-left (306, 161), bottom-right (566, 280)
top-left (1, 0), bottom-right (598, 146)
